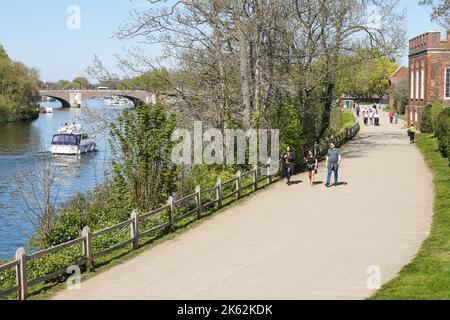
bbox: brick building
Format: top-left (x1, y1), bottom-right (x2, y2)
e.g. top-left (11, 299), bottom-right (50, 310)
top-left (407, 31), bottom-right (450, 129)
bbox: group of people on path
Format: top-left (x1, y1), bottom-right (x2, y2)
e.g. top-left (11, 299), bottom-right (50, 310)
top-left (281, 106), bottom-right (417, 188)
top-left (359, 105), bottom-right (382, 126)
top-left (281, 143), bottom-right (342, 188)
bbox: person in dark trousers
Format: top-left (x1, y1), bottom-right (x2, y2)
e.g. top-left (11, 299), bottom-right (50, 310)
top-left (374, 111), bottom-right (380, 126)
top-left (304, 149), bottom-right (318, 186)
top-left (281, 146), bottom-right (296, 185)
top-left (325, 142), bottom-right (342, 187)
top-left (407, 123), bottom-right (416, 144)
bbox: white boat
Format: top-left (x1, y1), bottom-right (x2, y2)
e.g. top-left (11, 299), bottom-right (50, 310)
top-left (103, 95), bottom-right (130, 106)
top-left (51, 124), bottom-right (97, 155)
top-left (45, 107), bottom-right (53, 113)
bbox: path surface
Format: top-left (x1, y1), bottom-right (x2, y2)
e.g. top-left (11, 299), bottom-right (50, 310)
top-left (53, 111), bottom-right (433, 300)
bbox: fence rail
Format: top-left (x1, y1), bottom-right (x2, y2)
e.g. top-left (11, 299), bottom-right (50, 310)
top-left (0, 121), bottom-right (360, 300)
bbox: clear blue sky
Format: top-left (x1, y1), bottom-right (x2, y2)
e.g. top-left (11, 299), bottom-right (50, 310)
top-left (0, 0), bottom-right (444, 82)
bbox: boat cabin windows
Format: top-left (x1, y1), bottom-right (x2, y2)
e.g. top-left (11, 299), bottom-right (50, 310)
top-left (52, 134), bottom-right (80, 146)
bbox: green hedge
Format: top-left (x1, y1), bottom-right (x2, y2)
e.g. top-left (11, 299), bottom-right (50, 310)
top-left (421, 102), bottom-right (446, 134)
top-left (435, 107), bottom-right (450, 161)
top-left (420, 104), bottom-right (433, 133)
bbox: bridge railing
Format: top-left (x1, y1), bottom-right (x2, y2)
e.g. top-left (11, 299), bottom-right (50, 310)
top-left (0, 121), bottom-right (360, 300)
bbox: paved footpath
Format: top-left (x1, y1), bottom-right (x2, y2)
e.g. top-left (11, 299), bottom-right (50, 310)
top-left (53, 111), bottom-right (433, 300)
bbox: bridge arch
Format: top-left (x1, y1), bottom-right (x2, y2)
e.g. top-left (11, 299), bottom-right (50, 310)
top-left (40, 94), bottom-right (71, 108)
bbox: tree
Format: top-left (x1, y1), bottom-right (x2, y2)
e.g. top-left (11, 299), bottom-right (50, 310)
top-left (73, 77), bottom-right (89, 89)
top-left (109, 104), bottom-right (179, 211)
top-left (117, 68), bottom-right (170, 92)
top-left (420, 0), bottom-right (450, 29)
top-left (0, 45), bottom-right (41, 123)
top-left (393, 78), bottom-right (409, 114)
top-left (89, 0), bottom-right (405, 139)
top-left (0, 45), bottom-right (8, 60)
top-left (335, 51), bottom-right (399, 98)
top-left (10, 152), bottom-right (65, 247)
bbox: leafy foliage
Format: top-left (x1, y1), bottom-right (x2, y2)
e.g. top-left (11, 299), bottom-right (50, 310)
top-left (435, 107), bottom-right (450, 160)
top-left (420, 104), bottom-right (433, 133)
top-left (422, 102), bottom-right (447, 135)
top-left (335, 51), bottom-right (398, 99)
top-left (270, 104), bottom-right (305, 153)
top-left (109, 104), bottom-right (179, 212)
top-left (0, 45), bottom-right (40, 124)
top-left (117, 68), bottom-right (170, 92)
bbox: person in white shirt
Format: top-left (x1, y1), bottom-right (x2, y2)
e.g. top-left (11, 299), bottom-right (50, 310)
top-left (374, 111), bottom-right (380, 126)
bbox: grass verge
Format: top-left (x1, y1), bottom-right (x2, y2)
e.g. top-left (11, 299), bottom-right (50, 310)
top-left (342, 111), bottom-right (356, 129)
top-left (371, 133), bottom-right (450, 300)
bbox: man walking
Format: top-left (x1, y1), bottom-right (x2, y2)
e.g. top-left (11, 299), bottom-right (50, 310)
top-left (325, 143), bottom-right (342, 187)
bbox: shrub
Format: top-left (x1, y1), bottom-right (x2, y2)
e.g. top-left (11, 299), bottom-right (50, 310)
top-left (420, 104), bottom-right (433, 133)
top-left (109, 104), bottom-right (179, 212)
top-left (430, 102), bottom-right (446, 134)
top-left (435, 107), bottom-right (450, 160)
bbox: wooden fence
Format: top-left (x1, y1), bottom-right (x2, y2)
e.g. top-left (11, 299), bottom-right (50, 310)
top-left (0, 122), bottom-right (360, 300)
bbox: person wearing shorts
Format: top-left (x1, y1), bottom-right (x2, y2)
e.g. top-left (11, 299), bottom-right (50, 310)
top-left (304, 150), bottom-right (318, 186)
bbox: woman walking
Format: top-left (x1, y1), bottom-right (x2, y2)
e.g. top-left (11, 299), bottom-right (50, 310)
top-left (282, 146), bottom-right (296, 185)
top-left (304, 149), bottom-right (318, 186)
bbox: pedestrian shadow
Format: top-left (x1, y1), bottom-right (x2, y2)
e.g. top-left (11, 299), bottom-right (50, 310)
top-left (288, 180), bottom-right (303, 185)
top-left (334, 182), bottom-right (348, 187)
top-left (313, 181), bottom-right (324, 186)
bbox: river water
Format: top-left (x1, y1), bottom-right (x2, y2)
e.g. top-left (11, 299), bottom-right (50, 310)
top-left (0, 99), bottom-right (128, 260)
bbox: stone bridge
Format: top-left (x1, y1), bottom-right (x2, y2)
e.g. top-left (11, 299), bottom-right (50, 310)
top-left (39, 89), bottom-right (155, 108)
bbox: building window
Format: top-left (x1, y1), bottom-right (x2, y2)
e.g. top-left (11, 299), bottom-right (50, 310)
top-left (410, 70), bottom-right (414, 99)
top-left (415, 111), bottom-right (418, 122)
top-left (445, 68), bottom-right (450, 99)
top-left (421, 68), bottom-right (425, 100)
top-left (415, 69), bottom-right (419, 99)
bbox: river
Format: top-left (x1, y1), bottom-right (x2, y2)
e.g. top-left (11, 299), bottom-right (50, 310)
top-left (0, 99), bottom-right (129, 260)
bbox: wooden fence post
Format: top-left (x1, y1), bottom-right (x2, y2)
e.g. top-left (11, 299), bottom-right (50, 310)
top-left (236, 171), bottom-right (242, 199)
top-left (130, 210), bottom-right (139, 250)
top-left (253, 165), bottom-right (258, 192)
top-left (168, 196), bottom-right (175, 230)
top-left (216, 179), bottom-right (222, 208)
top-left (195, 186), bottom-right (202, 219)
top-left (15, 247), bottom-right (27, 300)
top-left (267, 158), bottom-right (272, 184)
top-left (82, 226), bottom-right (92, 271)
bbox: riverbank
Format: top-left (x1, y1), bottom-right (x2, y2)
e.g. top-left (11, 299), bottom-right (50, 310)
top-left (372, 133), bottom-right (450, 299)
top-left (0, 103), bottom-right (39, 125)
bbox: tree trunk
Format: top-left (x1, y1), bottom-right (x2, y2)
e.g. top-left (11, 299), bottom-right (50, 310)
top-left (233, 0), bottom-right (252, 128)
